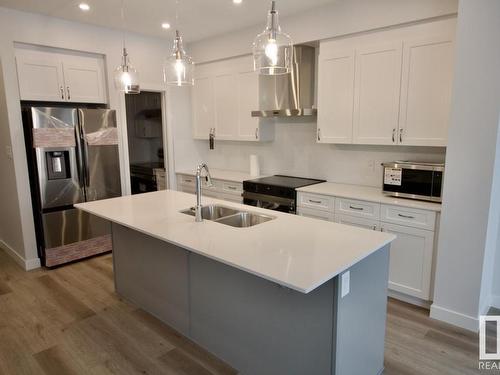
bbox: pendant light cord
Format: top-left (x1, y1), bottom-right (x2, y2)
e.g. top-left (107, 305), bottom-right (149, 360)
top-left (121, 0), bottom-right (126, 52)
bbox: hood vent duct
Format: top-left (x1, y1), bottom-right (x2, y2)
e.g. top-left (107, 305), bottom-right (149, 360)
top-left (251, 45), bottom-right (316, 118)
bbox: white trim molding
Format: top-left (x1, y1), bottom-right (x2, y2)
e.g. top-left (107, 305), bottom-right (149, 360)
top-left (430, 303), bottom-right (479, 332)
top-left (0, 240), bottom-right (41, 271)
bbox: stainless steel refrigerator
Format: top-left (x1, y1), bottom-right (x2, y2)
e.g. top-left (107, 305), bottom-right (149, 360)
top-left (23, 106), bottom-right (121, 267)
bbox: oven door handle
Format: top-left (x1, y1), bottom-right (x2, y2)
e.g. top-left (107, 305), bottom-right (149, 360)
top-left (242, 191), bottom-right (295, 206)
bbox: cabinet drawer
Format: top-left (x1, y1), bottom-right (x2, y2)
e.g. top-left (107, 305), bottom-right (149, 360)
top-left (178, 174), bottom-right (195, 187)
top-left (381, 205), bottom-right (436, 230)
top-left (298, 193), bottom-right (334, 212)
top-left (335, 214), bottom-right (380, 231)
top-left (221, 181), bottom-right (243, 195)
top-left (297, 207), bottom-right (334, 221)
top-left (335, 198), bottom-right (380, 219)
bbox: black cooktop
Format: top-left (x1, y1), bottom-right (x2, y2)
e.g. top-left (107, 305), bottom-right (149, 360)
top-left (244, 175), bottom-right (325, 189)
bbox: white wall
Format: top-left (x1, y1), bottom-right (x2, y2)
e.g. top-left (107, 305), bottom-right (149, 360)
top-left (430, 0), bottom-right (500, 331)
top-left (201, 121), bottom-right (445, 187)
top-left (190, 0), bottom-right (458, 63)
top-left (0, 59), bottom-right (28, 268)
top-left (0, 6), bottom-right (205, 267)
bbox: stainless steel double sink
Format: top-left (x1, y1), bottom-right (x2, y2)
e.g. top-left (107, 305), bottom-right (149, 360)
top-left (180, 204), bottom-right (275, 228)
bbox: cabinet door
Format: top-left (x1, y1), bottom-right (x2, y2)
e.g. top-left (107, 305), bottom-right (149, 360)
top-left (16, 54), bottom-right (65, 102)
top-left (192, 76), bottom-right (215, 139)
top-left (317, 49), bottom-right (355, 144)
top-left (398, 36), bottom-right (454, 146)
top-left (335, 214), bottom-right (380, 231)
top-left (381, 222), bottom-right (434, 300)
top-left (353, 42), bottom-right (402, 145)
top-left (237, 70), bottom-right (260, 141)
top-left (297, 207), bottom-right (334, 222)
top-left (214, 73), bottom-right (238, 140)
top-left (62, 57), bottom-right (106, 103)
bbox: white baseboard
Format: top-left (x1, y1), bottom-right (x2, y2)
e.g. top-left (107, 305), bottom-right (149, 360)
top-left (0, 240), bottom-right (41, 271)
top-left (430, 303), bottom-right (479, 332)
top-left (388, 290), bottom-right (431, 309)
top-left (491, 295), bottom-right (500, 310)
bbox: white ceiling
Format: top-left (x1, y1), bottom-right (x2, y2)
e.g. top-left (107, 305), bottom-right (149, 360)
top-left (0, 0), bottom-right (334, 42)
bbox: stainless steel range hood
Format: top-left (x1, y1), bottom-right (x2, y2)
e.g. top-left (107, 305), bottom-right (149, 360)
top-left (251, 45), bottom-right (316, 118)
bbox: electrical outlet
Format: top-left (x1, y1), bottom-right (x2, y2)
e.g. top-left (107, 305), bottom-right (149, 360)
top-left (5, 145), bottom-right (13, 160)
top-left (341, 270), bottom-right (350, 298)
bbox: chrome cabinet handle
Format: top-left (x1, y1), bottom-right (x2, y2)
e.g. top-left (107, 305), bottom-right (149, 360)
top-left (392, 128), bottom-right (396, 143)
top-left (317, 128), bottom-right (321, 141)
top-left (398, 213), bottom-right (415, 219)
top-left (309, 199), bottom-right (322, 204)
top-left (66, 86), bottom-right (71, 100)
top-left (399, 128), bottom-right (403, 143)
top-left (226, 186), bottom-right (237, 190)
top-left (60, 86), bottom-right (65, 100)
top-left (372, 225), bottom-right (377, 230)
top-left (185, 179), bottom-right (192, 183)
top-left (349, 205), bottom-right (364, 211)
top-left (255, 128), bottom-right (259, 139)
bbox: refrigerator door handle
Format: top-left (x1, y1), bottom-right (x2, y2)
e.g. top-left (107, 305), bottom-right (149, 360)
top-left (77, 109), bottom-right (90, 189)
top-left (74, 126), bottom-right (86, 190)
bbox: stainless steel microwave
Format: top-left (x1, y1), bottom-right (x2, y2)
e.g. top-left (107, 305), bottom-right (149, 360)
top-left (382, 161), bottom-right (444, 202)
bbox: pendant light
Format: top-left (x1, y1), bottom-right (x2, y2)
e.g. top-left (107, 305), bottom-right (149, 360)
top-left (164, 0), bottom-right (194, 86)
top-left (253, 0), bottom-right (293, 75)
top-left (114, 0), bottom-right (140, 94)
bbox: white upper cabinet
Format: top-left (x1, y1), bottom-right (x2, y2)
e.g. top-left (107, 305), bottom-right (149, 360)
top-left (214, 73), bottom-right (238, 140)
top-left (237, 70), bottom-right (261, 140)
top-left (192, 74), bottom-right (215, 140)
top-left (317, 19), bottom-right (455, 147)
top-left (16, 51), bottom-right (66, 102)
top-left (61, 55), bottom-right (106, 104)
top-left (398, 36), bottom-right (454, 146)
top-left (353, 42), bottom-right (402, 145)
top-left (16, 47), bottom-right (107, 104)
top-left (191, 55), bottom-right (274, 142)
top-left (317, 49), bottom-right (355, 144)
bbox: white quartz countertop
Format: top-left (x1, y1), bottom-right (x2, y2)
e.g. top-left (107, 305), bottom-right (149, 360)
top-left (297, 182), bottom-right (442, 212)
top-left (75, 190), bottom-right (395, 294)
top-left (176, 168), bottom-right (261, 183)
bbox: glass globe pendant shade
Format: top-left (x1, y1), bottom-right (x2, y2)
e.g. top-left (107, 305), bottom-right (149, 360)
top-left (114, 48), bottom-right (140, 94)
top-left (164, 30), bottom-right (194, 86)
top-left (253, 0), bottom-right (293, 75)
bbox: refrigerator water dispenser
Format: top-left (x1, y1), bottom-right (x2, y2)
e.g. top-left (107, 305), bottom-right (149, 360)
top-left (45, 151), bottom-right (70, 180)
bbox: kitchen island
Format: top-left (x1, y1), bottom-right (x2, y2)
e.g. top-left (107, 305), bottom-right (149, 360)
top-left (76, 190), bottom-right (395, 375)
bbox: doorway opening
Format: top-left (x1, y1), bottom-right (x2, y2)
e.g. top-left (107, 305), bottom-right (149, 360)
top-left (125, 91), bottom-right (166, 195)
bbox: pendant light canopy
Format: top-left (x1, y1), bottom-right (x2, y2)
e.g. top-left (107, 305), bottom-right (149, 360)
top-left (114, 0), bottom-right (140, 94)
top-left (164, 0), bottom-right (194, 86)
top-left (253, 0), bottom-right (293, 75)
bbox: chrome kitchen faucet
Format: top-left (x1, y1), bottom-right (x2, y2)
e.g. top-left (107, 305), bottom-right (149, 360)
top-left (195, 163), bottom-right (213, 222)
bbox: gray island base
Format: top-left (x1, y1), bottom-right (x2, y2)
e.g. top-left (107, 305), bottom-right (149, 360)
top-left (112, 223), bottom-right (390, 375)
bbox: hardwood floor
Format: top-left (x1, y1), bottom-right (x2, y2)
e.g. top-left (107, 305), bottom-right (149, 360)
top-left (0, 248), bottom-right (493, 374)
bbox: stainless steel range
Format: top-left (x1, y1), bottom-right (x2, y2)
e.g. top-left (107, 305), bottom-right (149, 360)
top-left (242, 175), bottom-right (325, 214)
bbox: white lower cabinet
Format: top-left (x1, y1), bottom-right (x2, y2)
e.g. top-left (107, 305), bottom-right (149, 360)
top-left (297, 191), bottom-right (437, 303)
top-left (297, 207), bottom-right (334, 221)
top-left (335, 214), bottom-right (379, 231)
top-left (176, 174), bottom-right (243, 204)
top-left (381, 222), bottom-right (434, 300)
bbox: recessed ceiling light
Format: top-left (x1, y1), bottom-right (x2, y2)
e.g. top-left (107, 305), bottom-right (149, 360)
top-left (161, 22), bottom-right (171, 30)
top-left (233, 0), bottom-right (243, 4)
top-left (79, 3), bottom-right (90, 11)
